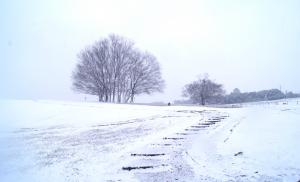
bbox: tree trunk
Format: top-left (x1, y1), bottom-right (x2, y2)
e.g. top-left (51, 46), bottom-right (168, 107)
top-left (130, 93), bottom-right (135, 103)
top-left (201, 96), bottom-right (205, 105)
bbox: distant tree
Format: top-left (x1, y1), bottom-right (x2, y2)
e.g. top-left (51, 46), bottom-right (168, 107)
top-left (72, 34), bottom-right (164, 103)
top-left (224, 88), bottom-right (244, 104)
top-left (232, 88), bottom-right (241, 95)
top-left (183, 74), bottom-right (225, 105)
top-left (285, 91), bottom-right (300, 98)
top-left (265, 89), bottom-right (285, 100)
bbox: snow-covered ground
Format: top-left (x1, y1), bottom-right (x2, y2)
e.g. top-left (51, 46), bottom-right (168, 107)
top-left (0, 99), bottom-right (299, 181)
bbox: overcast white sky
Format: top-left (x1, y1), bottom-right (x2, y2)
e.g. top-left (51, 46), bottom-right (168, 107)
top-left (1, 0), bottom-right (300, 103)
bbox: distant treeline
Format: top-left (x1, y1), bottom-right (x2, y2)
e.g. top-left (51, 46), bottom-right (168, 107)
top-left (179, 74), bottom-right (300, 105)
top-left (177, 87), bottom-right (300, 105)
top-left (220, 88), bottom-right (300, 104)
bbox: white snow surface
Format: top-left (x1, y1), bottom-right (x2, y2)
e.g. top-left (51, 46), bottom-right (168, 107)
top-left (0, 99), bottom-right (300, 181)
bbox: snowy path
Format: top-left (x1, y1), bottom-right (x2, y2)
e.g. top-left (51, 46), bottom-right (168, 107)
top-left (118, 111), bottom-right (228, 182)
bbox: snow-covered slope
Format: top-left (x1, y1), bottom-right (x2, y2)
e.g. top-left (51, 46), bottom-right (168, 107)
top-left (0, 99), bottom-right (299, 181)
top-left (187, 100), bottom-right (300, 181)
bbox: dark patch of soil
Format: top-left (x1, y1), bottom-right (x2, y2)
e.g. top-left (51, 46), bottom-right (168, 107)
top-left (234, 151), bottom-right (243, 156)
top-left (122, 164), bottom-right (167, 171)
top-left (185, 129), bottom-right (201, 131)
top-left (190, 125), bottom-right (206, 128)
top-left (131, 153), bottom-right (165, 157)
top-left (122, 166), bottom-right (154, 171)
top-left (163, 137), bottom-right (185, 140)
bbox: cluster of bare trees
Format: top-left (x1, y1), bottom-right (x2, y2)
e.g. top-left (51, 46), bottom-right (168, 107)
top-left (72, 34), bottom-right (164, 103)
top-left (183, 74), bottom-right (225, 105)
top-left (182, 74), bottom-right (300, 105)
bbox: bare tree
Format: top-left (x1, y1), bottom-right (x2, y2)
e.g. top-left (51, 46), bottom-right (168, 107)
top-left (183, 74), bottom-right (224, 105)
top-left (72, 46), bottom-right (107, 102)
top-left (72, 34), bottom-right (164, 103)
top-left (127, 50), bottom-right (164, 103)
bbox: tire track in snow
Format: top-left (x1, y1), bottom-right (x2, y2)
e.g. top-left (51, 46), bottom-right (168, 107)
top-left (120, 110), bottom-right (229, 181)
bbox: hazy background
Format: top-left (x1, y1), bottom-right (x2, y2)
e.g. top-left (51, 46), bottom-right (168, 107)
top-left (1, 0), bottom-right (299, 103)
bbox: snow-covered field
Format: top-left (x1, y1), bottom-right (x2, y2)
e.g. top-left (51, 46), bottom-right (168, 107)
top-left (0, 99), bottom-right (300, 181)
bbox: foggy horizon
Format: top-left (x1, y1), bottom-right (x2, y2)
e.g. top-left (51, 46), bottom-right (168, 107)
top-left (1, 0), bottom-right (299, 103)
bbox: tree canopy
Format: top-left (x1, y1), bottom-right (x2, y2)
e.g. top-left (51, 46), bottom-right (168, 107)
top-left (72, 34), bottom-right (164, 103)
top-left (183, 75), bottom-right (225, 105)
